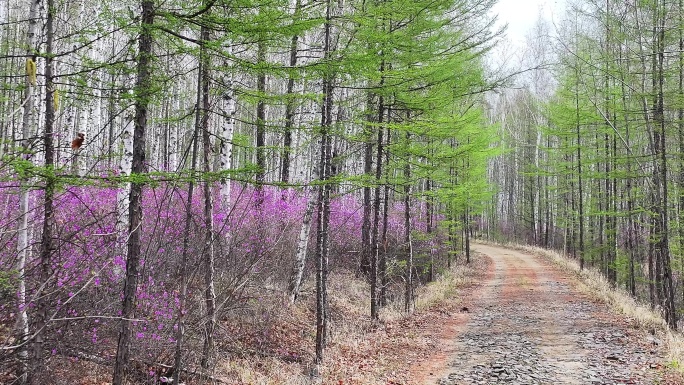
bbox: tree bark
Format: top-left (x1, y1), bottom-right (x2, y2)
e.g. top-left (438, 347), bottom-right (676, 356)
top-left (199, 20), bottom-right (217, 372)
top-left (370, 94), bottom-right (384, 321)
top-left (281, 0), bottom-right (301, 183)
top-left (404, 131), bottom-right (414, 313)
top-left (15, 0), bottom-right (41, 381)
top-left (678, 0), bottom-right (684, 308)
top-left (112, 1), bottom-right (153, 382)
top-left (315, 0), bottom-right (333, 368)
top-left (426, 177), bottom-right (434, 281)
top-left (361, 96), bottom-right (374, 277)
top-left (380, 126), bottom-right (390, 307)
top-left (575, 68), bottom-right (585, 271)
top-left (219, 47), bottom-right (236, 210)
top-left (288, 168), bottom-right (317, 303)
top-left (32, 0), bottom-right (56, 379)
top-left (255, 40), bottom-right (266, 199)
top-left (173, 73), bottom-right (201, 385)
top-left (651, 0), bottom-right (676, 327)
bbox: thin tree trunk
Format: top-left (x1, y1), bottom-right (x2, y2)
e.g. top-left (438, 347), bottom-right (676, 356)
top-left (172, 76), bottom-right (202, 385)
top-left (289, 169), bottom-right (317, 303)
top-left (15, 0), bottom-right (41, 381)
top-left (315, 0), bottom-right (333, 368)
top-left (652, 0), bottom-right (676, 327)
top-left (380, 125), bottom-right (390, 307)
top-left (281, 0), bottom-right (301, 183)
top-left (370, 93), bottom-right (384, 321)
top-left (426, 178), bottom-right (434, 282)
top-left (404, 131), bottom-right (414, 313)
top-left (199, 20), bottom-right (217, 372)
top-left (603, 3), bottom-right (617, 283)
top-left (361, 96), bottom-right (374, 277)
top-left (219, 48), bottom-right (236, 210)
top-left (255, 41), bottom-right (266, 198)
top-left (544, 135), bottom-right (551, 248)
top-left (575, 71), bottom-right (585, 271)
top-left (464, 209), bottom-right (470, 264)
top-left (169, 84), bottom-right (180, 171)
top-left (112, 1), bottom-right (153, 382)
top-left (678, 0), bottom-right (684, 308)
top-left (33, 1), bottom-right (56, 378)
top-left (116, 116), bottom-right (134, 238)
top-left (619, 34), bottom-right (636, 296)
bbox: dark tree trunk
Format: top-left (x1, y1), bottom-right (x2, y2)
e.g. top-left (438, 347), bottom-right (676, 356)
top-left (404, 131), bottom-right (413, 313)
top-left (112, 1), bottom-right (153, 383)
top-left (380, 125), bottom-right (391, 307)
top-left (173, 66), bottom-right (202, 385)
top-left (281, 0), bottom-right (301, 183)
top-left (32, 1), bottom-right (55, 379)
top-left (619, 36), bottom-right (637, 297)
top-left (575, 73), bottom-right (585, 271)
top-left (464, 210), bottom-right (470, 264)
top-left (369, 96), bottom-right (383, 321)
top-left (426, 178), bottom-right (434, 282)
top-left (256, 41), bottom-right (266, 199)
top-left (361, 96), bottom-right (374, 277)
top-left (199, 21), bottom-right (216, 371)
top-left (315, 0), bottom-right (333, 367)
top-left (678, 0), bottom-right (684, 312)
top-left (651, 2), bottom-right (676, 327)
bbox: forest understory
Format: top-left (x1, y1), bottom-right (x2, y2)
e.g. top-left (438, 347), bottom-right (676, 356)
top-left (2, 250), bottom-right (489, 385)
top-left (13, 244), bottom-right (684, 385)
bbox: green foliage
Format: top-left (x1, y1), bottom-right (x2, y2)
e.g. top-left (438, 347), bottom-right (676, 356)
top-left (0, 270), bottom-right (18, 302)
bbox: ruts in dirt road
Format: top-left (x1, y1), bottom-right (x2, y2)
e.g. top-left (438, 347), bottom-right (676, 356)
top-left (436, 244), bottom-right (668, 385)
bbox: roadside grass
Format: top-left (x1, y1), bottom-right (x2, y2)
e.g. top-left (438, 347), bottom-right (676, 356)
top-left (216, 255), bottom-right (488, 384)
top-left (477, 240), bottom-right (684, 373)
top-left (414, 260), bottom-right (481, 311)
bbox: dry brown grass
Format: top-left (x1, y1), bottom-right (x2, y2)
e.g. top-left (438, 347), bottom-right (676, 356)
top-left (414, 261), bottom-right (479, 312)
top-left (216, 257), bottom-right (488, 384)
top-left (480, 240), bottom-right (684, 371)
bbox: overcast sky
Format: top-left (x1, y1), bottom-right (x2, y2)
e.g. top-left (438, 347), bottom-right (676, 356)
top-left (491, 0), bottom-right (567, 47)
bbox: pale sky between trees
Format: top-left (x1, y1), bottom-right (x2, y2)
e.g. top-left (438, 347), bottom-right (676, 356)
top-left (492, 0), bottom-right (566, 46)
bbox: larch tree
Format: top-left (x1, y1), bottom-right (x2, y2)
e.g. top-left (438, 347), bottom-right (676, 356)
top-left (112, 0), bottom-right (154, 382)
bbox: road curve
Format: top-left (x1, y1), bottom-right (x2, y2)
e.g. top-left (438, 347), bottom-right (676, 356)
top-left (434, 243), bottom-right (665, 385)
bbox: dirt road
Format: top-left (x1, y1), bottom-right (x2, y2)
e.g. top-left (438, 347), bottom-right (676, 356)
top-left (433, 243), bottom-right (668, 385)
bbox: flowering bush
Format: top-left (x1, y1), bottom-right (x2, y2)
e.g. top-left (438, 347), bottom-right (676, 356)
top-left (0, 181), bottom-right (447, 372)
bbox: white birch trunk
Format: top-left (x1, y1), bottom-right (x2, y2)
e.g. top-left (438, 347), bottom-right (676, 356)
top-left (33, 57), bottom-right (45, 165)
top-left (116, 117), bottom-right (134, 238)
top-left (169, 85), bottom-right (180, 171)
top-left (72, 107), bottom-right (88, 175)
top-left (0, 0), bottom-right (6, 27)
top-left (15, 189), bottom-right (29, 382)
top-left (289, 171), bottom-right (317, 303)
top-left (16, 0), bottom-right (42, 381)
top-left (62, 96), bottom-right (75, 167)
top-left (219, 58), bottom-right (236, 210)
top-left (90, 40), bottom-right (103, 170)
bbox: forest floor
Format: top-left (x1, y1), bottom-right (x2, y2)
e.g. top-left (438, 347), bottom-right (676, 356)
top-left (424, 243), bottom-right (684, 385)
top-left (26, 243), bottom-right (684, 384)
top-left (213, 242), bottom-right (684, 384)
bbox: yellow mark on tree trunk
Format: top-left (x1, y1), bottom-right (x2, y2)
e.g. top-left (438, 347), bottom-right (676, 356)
top-left (26, 59), bottom-right (37, 85)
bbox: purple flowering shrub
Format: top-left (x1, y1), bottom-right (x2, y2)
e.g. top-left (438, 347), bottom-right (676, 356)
top-left (0, 181), bottom-right (447, 371)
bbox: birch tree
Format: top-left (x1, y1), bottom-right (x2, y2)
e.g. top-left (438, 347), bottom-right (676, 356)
top-left (15, 0), bottom-right (41, 381)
